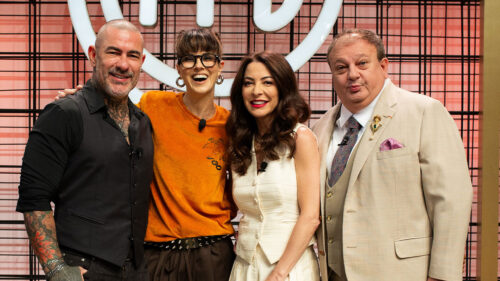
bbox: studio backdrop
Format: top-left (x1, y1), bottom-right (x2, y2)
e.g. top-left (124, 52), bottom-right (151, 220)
top-left (0, 0), bottom-right (481, 280)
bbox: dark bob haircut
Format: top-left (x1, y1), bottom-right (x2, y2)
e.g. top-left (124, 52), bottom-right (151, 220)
top-left (175, 28), bottom-right (223, 61)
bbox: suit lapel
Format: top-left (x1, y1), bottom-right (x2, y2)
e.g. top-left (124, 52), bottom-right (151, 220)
top-left (317, 105), bottom-right (340, 162)
top-left (348, 83), bottom-right (398, 188)
top-left (316, 104), bottom-right (340, 213)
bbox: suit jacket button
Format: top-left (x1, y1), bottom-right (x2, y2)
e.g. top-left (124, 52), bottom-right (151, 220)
top-left (327, 215), bottom-right (332, 222)
top-left (327, 191), bottom-right (333, 198)
top-left (328, 238), bottom-right (334, 244)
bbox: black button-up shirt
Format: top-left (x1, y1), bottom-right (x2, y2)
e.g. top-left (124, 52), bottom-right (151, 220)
top-left (17, 80), bottom-right (154, 266)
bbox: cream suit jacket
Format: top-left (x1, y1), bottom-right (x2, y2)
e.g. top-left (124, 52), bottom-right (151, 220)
top-left (313, 82), bottom-right (472, 281)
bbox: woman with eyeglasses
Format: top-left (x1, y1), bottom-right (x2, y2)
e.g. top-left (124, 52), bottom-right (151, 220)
top-left (56, 27), bottom-right (235, 281)
top-left (138, 28), bottom-right (236, 281)
top-left (226, 51), bottom-right (320, 281)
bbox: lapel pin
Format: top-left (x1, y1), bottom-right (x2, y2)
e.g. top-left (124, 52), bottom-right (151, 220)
top-left (370, 115), bottom-right (382, 134)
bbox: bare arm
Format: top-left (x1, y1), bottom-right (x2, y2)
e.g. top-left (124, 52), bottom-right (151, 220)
top-left (265, 127), bottom-right (321, 281)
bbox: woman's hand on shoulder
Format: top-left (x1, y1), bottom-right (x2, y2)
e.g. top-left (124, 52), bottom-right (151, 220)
top-left (55, 85), bottom-right (83, 100)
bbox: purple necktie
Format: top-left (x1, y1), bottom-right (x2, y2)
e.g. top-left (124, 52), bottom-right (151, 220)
top-left (328, 116), bottom-right (362, 186)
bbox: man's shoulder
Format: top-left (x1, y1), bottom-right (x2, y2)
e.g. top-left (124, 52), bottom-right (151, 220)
top-left (389, 84), bottom-right (442, 111)
top-left (55, 92), bottom-right (80, 107)
top-left (312, 104), bottom-right (339, 133)
top-left (31, 95), bottom-right (83, 143)
top-left (40, 95), bottom-right (81, 120)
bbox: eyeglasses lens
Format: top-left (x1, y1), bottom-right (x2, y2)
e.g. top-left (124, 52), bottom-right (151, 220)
top-left (180, 54), bottom-right (217, 68)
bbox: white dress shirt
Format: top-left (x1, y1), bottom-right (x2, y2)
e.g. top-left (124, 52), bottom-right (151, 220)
top-left (326, 79), bottom-right (389, 175)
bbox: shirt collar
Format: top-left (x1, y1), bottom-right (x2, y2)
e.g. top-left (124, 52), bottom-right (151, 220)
top-left (81, 79), bottom-right (106, 114)
top-left (81, 79), bottom-right (144, 119)
top-left (336, 78), bottom-right (389, 128)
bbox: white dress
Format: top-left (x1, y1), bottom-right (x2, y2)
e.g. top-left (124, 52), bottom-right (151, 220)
top-left (229, 124), bottom-right (320, 281)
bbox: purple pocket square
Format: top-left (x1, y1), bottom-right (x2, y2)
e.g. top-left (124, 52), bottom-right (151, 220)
top-left (380, 138), bottom-right (404, 151)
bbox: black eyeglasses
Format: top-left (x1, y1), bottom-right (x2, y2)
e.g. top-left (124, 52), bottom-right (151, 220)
top-left (177, 53), bottom-right (220, 69)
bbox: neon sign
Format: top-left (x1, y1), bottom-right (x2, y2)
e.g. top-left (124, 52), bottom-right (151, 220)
top-left (67, 0), bottom-right (342, 101)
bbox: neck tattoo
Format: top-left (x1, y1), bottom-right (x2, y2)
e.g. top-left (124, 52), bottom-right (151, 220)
top-left (106, 99), bottom-right (130, 144)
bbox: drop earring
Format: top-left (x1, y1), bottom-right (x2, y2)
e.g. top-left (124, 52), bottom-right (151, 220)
top-left (176, 77), bottom-right (185, 87)
top-left (216, 75), bottom-right (224, 85)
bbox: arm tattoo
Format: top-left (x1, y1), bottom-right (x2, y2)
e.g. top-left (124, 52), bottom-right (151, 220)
top-left (24, 211), bottom-right (64, 274)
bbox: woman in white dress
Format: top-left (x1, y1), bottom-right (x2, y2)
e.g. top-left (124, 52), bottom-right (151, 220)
top-left (226, 51), bottom-right (321, 281)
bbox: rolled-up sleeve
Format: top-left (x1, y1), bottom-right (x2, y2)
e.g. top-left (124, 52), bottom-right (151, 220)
top-left (16, 98), bottom-right (81, 212)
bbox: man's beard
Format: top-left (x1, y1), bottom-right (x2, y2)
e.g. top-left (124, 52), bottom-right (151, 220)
top-left (94, 67), bottom-right (136, 100)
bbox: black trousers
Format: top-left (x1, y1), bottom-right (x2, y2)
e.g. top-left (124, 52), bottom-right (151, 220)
top-left (62, 249), bottom-right (149, 281)
top-left (144, 237), bottom-right (235, 281)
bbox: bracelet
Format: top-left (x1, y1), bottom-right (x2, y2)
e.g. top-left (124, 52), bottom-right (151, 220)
top-left (45, 258), bottom-right (64, 268)
top-left (46, 260), bottom-right (66, 280)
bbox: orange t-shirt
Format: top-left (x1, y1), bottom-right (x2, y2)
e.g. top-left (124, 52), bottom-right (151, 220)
top-left (138, 91), bottom-right (235, 242)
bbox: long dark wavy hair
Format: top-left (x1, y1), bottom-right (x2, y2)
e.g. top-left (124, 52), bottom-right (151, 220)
top-left (226, 51), bottom-right (310, 176)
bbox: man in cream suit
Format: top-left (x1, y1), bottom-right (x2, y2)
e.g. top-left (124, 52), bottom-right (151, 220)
top-left (313, 29), bottom-right (472, 281)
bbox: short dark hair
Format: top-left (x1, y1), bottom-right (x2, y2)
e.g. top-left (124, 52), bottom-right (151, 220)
top-left (226, 51), bottom-right (310, 176)
top-left (327, 29), bottom-right (386, 63)
top-left (175, 28), bottom-right (223, 61)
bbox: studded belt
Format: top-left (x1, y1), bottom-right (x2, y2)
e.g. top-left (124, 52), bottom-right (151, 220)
top-left (144, 234), bottom-right (232, 251)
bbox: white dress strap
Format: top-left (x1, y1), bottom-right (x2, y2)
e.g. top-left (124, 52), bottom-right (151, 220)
top-left (293, 122), bottom-right (307, 133)
top-left (293, 122), bottom-right (318, 144)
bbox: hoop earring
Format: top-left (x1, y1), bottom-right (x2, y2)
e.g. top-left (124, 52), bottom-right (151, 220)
top-left (176, 77), bottom-right (185, 87)
top-left (216, 75), bottom-right (224, 85)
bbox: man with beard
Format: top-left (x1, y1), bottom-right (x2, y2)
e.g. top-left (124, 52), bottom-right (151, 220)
top-left (16, 20), bottom-right (154, 281)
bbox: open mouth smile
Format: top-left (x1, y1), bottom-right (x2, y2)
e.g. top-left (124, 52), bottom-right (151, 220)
top-left (250, 100), bottom-right (268, 108)
top-left (192, 74), bottom-right (208, 82)
top-left (109, 72), bottom-right (132, 83)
